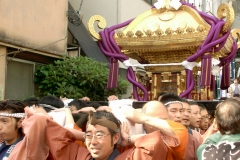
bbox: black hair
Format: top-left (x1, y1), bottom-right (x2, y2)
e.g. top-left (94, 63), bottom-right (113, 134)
top-left (86, 102), bottom-right (101, 109)
top-left (0, 100), bottom-right (26, 136)
top-left (23, 97), bottom-right (39, 106)
top-left (197, 103), bottom-right (206, 111)
top-left (208, 110), bottom-right (215, 119)
top-left (181, 98), bottom-right (190, 104)
top-left (160, 92), bottom-right (182, 107)
top-left (157, 92), bottom-right (167, 100)
top-left (37, 95), bottom-right (64, 112)
top-left (68, 99), bottom-right (87, 110)
top-left (188, 101), bottom-right (199, 106)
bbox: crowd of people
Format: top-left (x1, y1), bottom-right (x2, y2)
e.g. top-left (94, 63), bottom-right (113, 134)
top-left (0, 92), bottom-right (239, 160)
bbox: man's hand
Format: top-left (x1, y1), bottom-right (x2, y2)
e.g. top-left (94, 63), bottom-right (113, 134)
top-left (25, 107), bottom-right (50, 118)
top-left (78, 107), bottom-right (96, 113)
top-left (96, 106), bottom-right (112, 112)
top-left (119, 121), bottom-right (131, 147)
top-left (60, 96), bottom-right (68, 101)
top-left (124, 108), bottom-right (147, 124)
top-left (80, 97), bottom-right (90, 101)
top-left (107, 95), bottom-right (119, 101)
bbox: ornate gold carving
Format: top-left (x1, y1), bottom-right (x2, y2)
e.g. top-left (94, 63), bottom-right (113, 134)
top-left (145, 30), bottom-right (154, 37)
top-left (135, 30), bottom-right (144, 38)
top-left (217, 4), bottom-right (234, 33)
top-left (165, 28), bottom-right (174, 35)
top-left (117, 31), bottom-right (125, 38)
top-left (186, 27), bottom-right (195, 33)
top-left (231, 28), bottom-right (240, 48)
top-left (158, 11), bottom-right (176, 21)
top-left (86, 5), bottom-right (235, 74)
top-left (88, 15), bottom-right (106, 40)
top-left (137, 50), bottom-right (194, 65)
top-left (175, 27), bottom-right (184, 34)
top-left (146, 66), bottom-right (185, 72)
top-left (196, 25), bottom-right (205, 32)
top-left (113, 5), bottom-right (211, 52)
top-left (123, 6), bottom-right (210, 34)
top-left (126, 31), bottom-right (134, 38)
top-left (155, 29), bottom-right (164, 36)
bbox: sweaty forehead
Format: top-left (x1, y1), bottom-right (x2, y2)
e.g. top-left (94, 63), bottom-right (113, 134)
top-left (168, 103), bottom-right (183, 110)
top-left (0, 116), bottom-right (12, 121)
top-left (190, 105), bottom-right (200, 112)
top-left (86, 124), bottom-right (109, 133)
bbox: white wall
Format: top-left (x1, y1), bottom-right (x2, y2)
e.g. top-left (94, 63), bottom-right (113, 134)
top-left (69, 0), bottom-right (151, 31)
top-left (119, 0), bottom-right (151, 22)
top-left (0, 0), bottom-right (68, 55)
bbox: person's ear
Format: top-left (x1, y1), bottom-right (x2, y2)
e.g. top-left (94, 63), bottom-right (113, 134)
top-left (17, 118), bottom-right (24, 129)
top-left (113, 133), bottom-right (120, 145)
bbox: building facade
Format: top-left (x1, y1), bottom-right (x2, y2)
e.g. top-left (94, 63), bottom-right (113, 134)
top-left (0, 0), bottom-right (68, 100)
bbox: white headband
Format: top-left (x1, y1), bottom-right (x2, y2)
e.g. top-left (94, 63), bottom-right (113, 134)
top-left (164, 101), bottom-right (183, 106)
top-left (39, 104), bottom-right (58, 110)
top-left (0, 113), bottom-right (25, 118)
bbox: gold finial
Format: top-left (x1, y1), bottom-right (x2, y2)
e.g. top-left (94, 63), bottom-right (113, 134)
top-left (231, 28), bottom-right (240, 48)
top-left (88, 15), bottom-right (106, 40)
top-left (217, 4), bottom-right (234, 33)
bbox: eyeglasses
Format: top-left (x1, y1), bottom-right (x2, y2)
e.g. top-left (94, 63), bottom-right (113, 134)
top-left (83, 133), bottom-right (110, 141)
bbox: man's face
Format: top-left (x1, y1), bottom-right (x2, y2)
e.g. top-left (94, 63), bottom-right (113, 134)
top-left (167, 103), bottom-right (183, 123)
top-left (0, 112), bottom-right (22, 145)
top-left (85, 124), bottom-right (119, 160)
top-left (69, 105), bottom-right (77, 113)
top-left (200, 109), bottom-right (209, 130)
top-left (189, 105), bottom-right (201, 128)
top-left (234, 79), bottom-right (238, 84)
top-left (181, 102), bottom-right (191, 127)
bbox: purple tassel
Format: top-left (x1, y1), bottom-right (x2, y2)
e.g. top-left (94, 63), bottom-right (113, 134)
top-left (210, 75), bottom-right (215, 91)
top-left (220, 63), bottom-right (230, 90)
top-left (107, 58), bottom-right (119, 88)
top-left (200, 54), bottom-right (212, 87)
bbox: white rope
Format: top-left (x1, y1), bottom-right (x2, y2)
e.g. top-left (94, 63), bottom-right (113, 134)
top-left (164, 101), bottom-right (183, 106)
top-left (0, 113), bottom-right (25, 118)
top-left (123, 60), bottom-right (182, 67)
top-left (211, 66), bottom-right (221, 76)
top-left (123, 59), bottom-right (219, 71)
top-left (182, 60), bottom-right (198, 70)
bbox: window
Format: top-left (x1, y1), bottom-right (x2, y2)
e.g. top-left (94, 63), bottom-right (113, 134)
top-left (5, 59), bottom-right (35, 100)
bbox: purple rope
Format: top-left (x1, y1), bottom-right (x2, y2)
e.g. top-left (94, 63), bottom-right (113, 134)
top-left (180, 69), bottom-right (195, 98)
top-left (179, 2), bottom-right (235, 98)
top-left (98, 1), bottom-right (236, 100)
top-left (219, 39), bottom-right (237, 63)
top-left (98, 19), bottom-right (148, 100)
